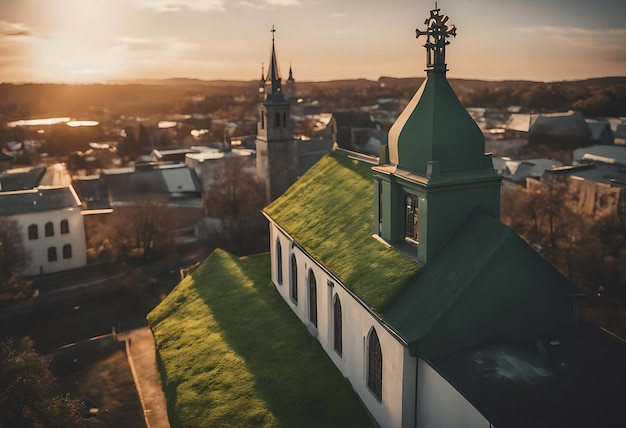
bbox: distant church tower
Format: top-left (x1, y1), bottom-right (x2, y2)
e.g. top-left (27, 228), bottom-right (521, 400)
top-left (284, 63), bottom-right (296, 100)
top-left (256, 26), bottom-right (297, 203)
top-left (373, 6), bottom-right (501, 264)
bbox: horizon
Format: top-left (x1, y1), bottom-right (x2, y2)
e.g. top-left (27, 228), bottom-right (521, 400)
top-left (0, 0), bottom-right (625, 85)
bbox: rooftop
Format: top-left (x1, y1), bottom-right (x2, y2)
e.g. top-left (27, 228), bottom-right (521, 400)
top-left (0, 186), bottom-right (81, 216)
top-left (263, 151), bottom-right (421, 313)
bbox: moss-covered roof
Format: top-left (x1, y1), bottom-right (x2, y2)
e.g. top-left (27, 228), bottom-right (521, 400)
top-left (263, 151), bottom-right (421, 313)
top-left (147, 249), bottom-right (374, 428)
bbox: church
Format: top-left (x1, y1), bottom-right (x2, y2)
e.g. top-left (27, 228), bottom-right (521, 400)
top-left (262, 6), bottom-right (626, 428)
top-left (149, 6), bottom-right (626, 428)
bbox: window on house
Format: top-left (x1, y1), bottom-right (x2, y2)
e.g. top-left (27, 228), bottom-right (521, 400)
top-left (367, 328), bottom-right (383, 400)
top-left (63, 244), bottom-right (72, 259)
top-left (334, 295), bottom-right (342, 356)
top-left (405, 194), bottom-right (419, 242)
top-left (60, 219), bottom-right (69, 234)
top-left (274, 112), bottom-right (281, 129)
top-left (283, 112), bottom-right (287, 127)
top-left (261, 111), bottom-right (265, 129)
top-left (45, 222), bottom-right (54, 237)
top-left (28, 224), bottom-right (38, 240)
top-left (290, 254), bottom-right (298, 303)
top-left (308, 269), bottom-right (317, 327)
top-left (48, 247), bottom-right (57, 262)
top-left (276, 239), bottom-right (283, 285)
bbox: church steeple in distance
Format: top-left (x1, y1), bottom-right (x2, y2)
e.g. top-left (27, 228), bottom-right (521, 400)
top-left (264, 25), bottom-right (285, 103)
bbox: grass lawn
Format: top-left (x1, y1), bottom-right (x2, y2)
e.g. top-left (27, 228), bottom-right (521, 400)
top-left (264, 151), bottom-right (421, 313)
top-left (51, 338), bottom-right (145, 427)
top-left (148, 249), bottom-right (375, 428)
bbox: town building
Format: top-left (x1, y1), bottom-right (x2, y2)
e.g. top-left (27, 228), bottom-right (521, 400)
top-left (262, 6), bottom-right (626, 427)
top-left (255, 26), bottom-right (298, 203)
top-left (0, 186), bottom-right (87, 276)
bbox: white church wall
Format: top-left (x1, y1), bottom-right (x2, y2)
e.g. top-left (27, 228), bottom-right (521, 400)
top-left (416, 358), bottom-right (490, 428)
top-left (15, 207), bottom-right (87, 276)
top-left (269, 222), bottom-right (416, 428)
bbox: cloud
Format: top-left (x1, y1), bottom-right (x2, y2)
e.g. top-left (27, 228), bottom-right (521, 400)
top-left (239, 0), bottom-right (301, 9)
top-left (516, 25), bottom-right (626, 62)
top-left (121, 0), bottom-right (225, 12)
top-left (0, 21), bottom-right (31, 38)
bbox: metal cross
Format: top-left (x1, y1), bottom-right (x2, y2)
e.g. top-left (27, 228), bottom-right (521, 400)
top-left (415, 4), bottom-right (457, 70)
top-left (271, 25), bottom-right (276, 41)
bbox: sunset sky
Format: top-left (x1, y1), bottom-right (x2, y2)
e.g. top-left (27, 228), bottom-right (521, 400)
top-left (0, 0), bottom-right (624, 84)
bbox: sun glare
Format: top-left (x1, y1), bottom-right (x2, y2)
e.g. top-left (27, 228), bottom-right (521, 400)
top-left (32, 0), bottom-right (124, 82)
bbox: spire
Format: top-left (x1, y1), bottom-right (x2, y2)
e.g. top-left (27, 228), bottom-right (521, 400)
top-left (265, 25), bottom-right (284, 99)
top-left (387, 4), bottom-right (487, 175)
top-left (287, 62), bottom-right (294, 83)
top-left (259, 63), bottom-right (265, 94)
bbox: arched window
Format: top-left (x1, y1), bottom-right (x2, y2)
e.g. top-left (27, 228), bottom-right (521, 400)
top-left (276, 239), bottom-right (283, 285)
top-left (63, 244), bottom-right (72, 259)
top-left (48, 247), bottom-right (57, 262)
top-left (28, 224), bottom-right (38, 240)
top-left (290, 254), bottom-right (298, 303)
top-left (367, 328), bottom-right (383, 400)
top-left (334, 295), bottom-right (342, 356)
top-left (308, 269), bottom-right (317, 327)
top-left (45, 221), bottom-right (54, 237)
top-left (405, 194), bottom-right (419, 242)
top-left (274, 112), bottom-right (281, 129)
top-left (60, 219), bottom-right (69, 234)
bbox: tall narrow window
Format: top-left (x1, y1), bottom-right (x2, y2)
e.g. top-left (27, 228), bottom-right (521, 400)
top-left (290, 254), bottom-right (298, 303)
top-left (334, 296), bottom-right (342, 356)
top-left (274, 112), bottom-right (281, 129)
top-left (48, 247), bottom-right (57, 262)
top-left (60, 219), bottom-right (69, 234)
top-left (405, 194), bottom-right (419, 242)
top-left (308, 269), bottom-right (317, 327)
top-left (283, 112), bottom-right (287, 127)
top-left (63, 244), bottom-right (72, 259)
top-left (28, 224), bottom-right (38, 240)
top-left (261, 111), bottom-right (265, 129)
top-left (368, 328), bottom-right (383, 400)
top-left (45, 222), bottom-right (54, 237)
top-left (276, 239), bottom-right (283, 285)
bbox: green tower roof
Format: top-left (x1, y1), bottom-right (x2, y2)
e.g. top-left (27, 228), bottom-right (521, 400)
top-left (387, 6), bottom-right (486, 176)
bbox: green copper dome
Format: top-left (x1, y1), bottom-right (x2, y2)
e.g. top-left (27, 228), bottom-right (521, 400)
top-left (388, 69), bottom-right (486, 175)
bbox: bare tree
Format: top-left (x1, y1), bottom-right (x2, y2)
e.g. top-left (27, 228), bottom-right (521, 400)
top-left (0, 217), bottom-right (32, 299)
top-left (203, 156), bottom-right (266, 254)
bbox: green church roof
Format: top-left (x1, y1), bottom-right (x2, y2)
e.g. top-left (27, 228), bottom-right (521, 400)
top-left (382, 208), bottom-right (581, 359)
top-left (387, 70), bottom-right (487, 175)
top-left (263, 151), bottom-right (421, 313)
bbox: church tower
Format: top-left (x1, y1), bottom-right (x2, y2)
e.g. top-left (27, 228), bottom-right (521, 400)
top-left (284, 63), bottom-right (296, 100)
top-left (256, 26), bottom-right (297, 203)
top-left (373, 5), bottom-right (501, 264)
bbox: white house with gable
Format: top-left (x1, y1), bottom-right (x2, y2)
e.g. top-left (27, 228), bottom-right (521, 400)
top-left (0, 186), bottom-right (87, 276)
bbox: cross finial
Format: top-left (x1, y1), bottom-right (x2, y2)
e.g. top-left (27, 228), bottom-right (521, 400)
top-left (415, 4), bottom-right (457, 71)
top-left (271, 25), bottom-right (276, 42)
